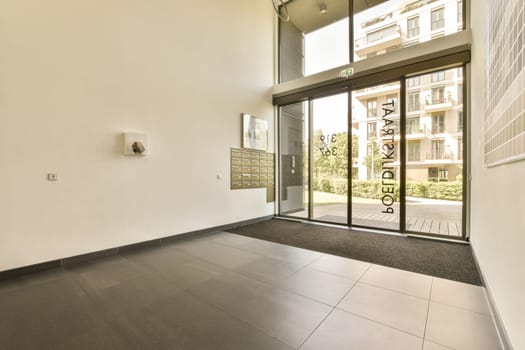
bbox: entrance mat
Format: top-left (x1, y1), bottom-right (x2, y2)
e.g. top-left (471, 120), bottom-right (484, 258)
top-left (227, 218), bottom-right (481, 285)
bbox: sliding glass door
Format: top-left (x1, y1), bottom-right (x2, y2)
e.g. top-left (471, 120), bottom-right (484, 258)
top-left (351, 83), bottom-right (401, 231)
top-left (278, 67), bottom-right (465, 239)
top-left (279, 102), bottom-right (309, 218)
top-left (312, 93), bottom-right (348, 224)
top-left (404, 67), bottom-right (464, 237)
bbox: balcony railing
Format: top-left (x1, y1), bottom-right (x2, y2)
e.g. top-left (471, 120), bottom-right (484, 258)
top-left (426, 151), bottom-right (452, 161)
top-left (355, 25), bottom-right (404, 57)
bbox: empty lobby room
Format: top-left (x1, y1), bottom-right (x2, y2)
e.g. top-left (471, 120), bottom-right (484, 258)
top-left (1, 0), bottom-right (524, 349)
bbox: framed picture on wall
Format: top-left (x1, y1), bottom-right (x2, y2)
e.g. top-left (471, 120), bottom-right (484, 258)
top-left (242, 113), bottom-right (268, 151)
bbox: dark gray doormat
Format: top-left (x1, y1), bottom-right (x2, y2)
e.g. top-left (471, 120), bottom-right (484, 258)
top-left (227, 218), bottom-right (482, 286)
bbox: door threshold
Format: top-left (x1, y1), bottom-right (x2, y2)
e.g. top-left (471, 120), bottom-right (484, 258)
top-left (274, 216), bottom-right (406, 238)
top-left (274, 216), bottom-right (469, 243)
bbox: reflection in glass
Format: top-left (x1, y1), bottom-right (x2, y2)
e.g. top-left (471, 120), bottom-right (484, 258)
top-left (279, 102), bottom-right (309, 218)
top-left (312, 93), bottom-right (348, 224)
top-left (405, 67), bottom-right (463, 236)
top-left (352, 83), bottom-right (401, 230)
top-left (354, 0), bottom-right (464, 61)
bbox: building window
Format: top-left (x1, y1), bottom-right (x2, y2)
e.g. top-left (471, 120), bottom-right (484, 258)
top-left (408, 92), bottom-right (420, 112)
top-left (407, 16), bottom-right (420, 38)
top-left (367, 122), bottom-right (377, 138)
top-left (432, 113), bottom-right (445, 134)
top-left (458, 111), bottom-right (463, 133)
top-left (458, 83), bottom-right (463, 104)
top-left (431, 140), bottom-right (446, 159)
top-left (431, 7), bottom-right (445, 31)
top-left (457, 1), bottom-right (463, 23)
top-left (367, 99), bottom-right (377, 118)
top-left (431, 71), bottom-right (445, 82)
top-left (407, 117), bottom-right (421, 134)
top-left (431, 86), bottom-right (446, 104)
top-left (429, 167), bottom-right (448, 182)
top-left (457, 67), bottom-right (463, 78)
top-left (407, 76), bottom-right (420, 88)
top-left (408, 141), bottom-right (421, 161)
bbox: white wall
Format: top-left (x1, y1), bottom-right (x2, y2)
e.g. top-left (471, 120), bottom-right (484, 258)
top-left (0, 0), bottom-right (275, 271)
top-left (470, 2), bottom-right (525, 349)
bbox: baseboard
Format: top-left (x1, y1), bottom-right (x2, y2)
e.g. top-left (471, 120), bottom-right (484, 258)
top-left (471, 248), bottom-right (514, 350)
top-left (0, 215), bottom-right (274, 281)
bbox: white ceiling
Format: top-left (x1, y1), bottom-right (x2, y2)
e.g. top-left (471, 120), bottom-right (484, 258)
top-left (283, 0), bottom-right (390, 33)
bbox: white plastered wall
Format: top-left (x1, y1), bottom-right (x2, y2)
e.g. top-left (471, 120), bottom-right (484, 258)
top-left (0, 0), bottom-right (275, 271)
top-left (470, 2), bottom-right (525, 349)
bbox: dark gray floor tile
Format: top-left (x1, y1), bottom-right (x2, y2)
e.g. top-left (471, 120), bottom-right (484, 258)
top-left (122, 243), bottom-right (194, 268)
top-left (0, 277), bottom-right (127, 350)
top-left (240, 239), bottom-right (324, 266)
top-left (85, 273), bottom-right (184, 315)
top-left (208, 231), bottom-right (263, 248)
top-left (234, 256), bottom-right (304, 284)
top-left (65, 255), bottom-right (149, 291)
top-left (107, 292), bottom-right (294, 350)
top-left (0, 268), bottom-right (68, 295)
top-left (125, 247), bottom-right (226, 290)
top-left (188, 271), bottom-right (332, 348)
top-left (175, 238), bottom-right (262, 269)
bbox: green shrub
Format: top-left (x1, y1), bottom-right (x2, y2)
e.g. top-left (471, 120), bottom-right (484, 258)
top-left (313, 178), bottom-right (462, 201)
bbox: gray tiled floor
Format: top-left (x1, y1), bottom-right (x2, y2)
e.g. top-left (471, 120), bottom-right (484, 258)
top-left (0, 232), bottom-right (503, 349)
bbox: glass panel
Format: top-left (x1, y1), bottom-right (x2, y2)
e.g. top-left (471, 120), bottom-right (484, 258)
top-left (279, 0), bottom-right (349, 82)
top-left (279, 102), bottom-right (309, 218)
top-left (312, 93), bottom-right (348, 224)
top-left (405, 67), bottom-right (463, 237)
top-left (353, 0), bottom-right (464, 61)
top-left (352, 82), bottom-right (400, 230)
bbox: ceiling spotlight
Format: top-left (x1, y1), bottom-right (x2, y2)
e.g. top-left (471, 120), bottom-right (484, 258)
top-left (319, 3), bottom-right (328, 15)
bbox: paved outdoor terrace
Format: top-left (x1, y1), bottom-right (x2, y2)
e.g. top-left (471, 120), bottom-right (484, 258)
top-left (289, 195), bottom-right (463, 237)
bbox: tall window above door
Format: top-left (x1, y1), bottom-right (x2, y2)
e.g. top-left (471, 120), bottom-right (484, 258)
top-left (278, 0), bottom-right (466, 81)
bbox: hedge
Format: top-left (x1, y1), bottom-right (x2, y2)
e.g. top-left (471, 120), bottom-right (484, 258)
top-left (312, 178), bottom-right (462, 201)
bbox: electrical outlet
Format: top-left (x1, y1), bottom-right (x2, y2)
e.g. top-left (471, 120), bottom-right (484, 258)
top-left (47, 173), bottom-right (58, 181)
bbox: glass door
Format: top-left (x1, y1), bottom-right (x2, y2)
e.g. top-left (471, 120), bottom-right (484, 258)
top-left (404, 68), bottom-right (464, 237)
top-left (278, 68), bottom-right (465, 239)
top-left (279, 101), bottom-right (309, 218)
top-left (351, 83), bottom-right (401, 231)
top-left (311, 93), bottom-right (349, 224)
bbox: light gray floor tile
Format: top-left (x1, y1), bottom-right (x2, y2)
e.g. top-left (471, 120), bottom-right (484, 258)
top-left (308, 254), bottom-right (371, 280)
top-left (425, 302), bottom-right (502, 350)
top-left (337, 282), bottom-right (429, 337)
top-left (431, 277), bottom-right (491, 314)
top-left (361, 264), bottom-right (432, 299)
top-left (277, 267), bottom-right (356, 306)
top-left (235, 256), bottom-right (304, 284)
top-left (423, 340), bottom-right (453, 350)
top-left (301, 309), bottom-right (423, 350)
top-left (188, 271), bottom-right (332, 348)
top-left (239, 240), bottom-right (324, 266)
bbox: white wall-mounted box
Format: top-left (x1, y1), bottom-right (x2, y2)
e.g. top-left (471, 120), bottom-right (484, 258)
top-left (123, 132), bottom-right (148, 156)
